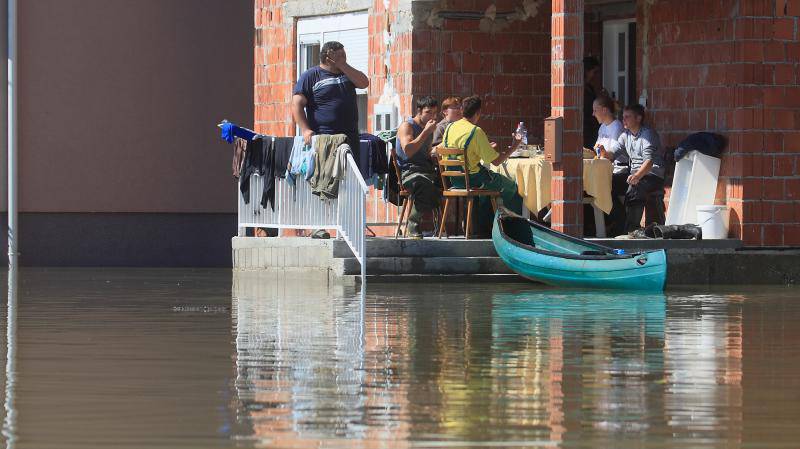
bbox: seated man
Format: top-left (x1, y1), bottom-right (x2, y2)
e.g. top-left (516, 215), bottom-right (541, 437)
top-left (431, 96), bottom-right (462, 148)
top-left (441, 95), bottom-right (523, 231)
top-left (605, 104), bottom-right (666, 233)
top-left (396, 96), bottom-right (441, 239)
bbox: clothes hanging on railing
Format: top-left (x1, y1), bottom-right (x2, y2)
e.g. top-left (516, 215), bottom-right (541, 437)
top-left (286, 135), bottom-right (316, 186)
top-left (310, 134), bottom-right (349, 199)
top-left (273, 137), bottom-right (294, 179)
top-left (232, 137), bottom-right (247, 178)
top-left (220, 121), bottom-right (257, 143)
top-left (358, 133), bottom-right (389, 182)
top-left (239, 136), bottom-right (276, 211)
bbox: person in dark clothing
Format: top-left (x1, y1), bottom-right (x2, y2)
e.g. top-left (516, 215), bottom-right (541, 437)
top-left (603, 104), bottom-right (666, 233)
top-left (291, 40), bottom-right (369, 154)
top-left (583, 56), bottom-right (601, 149)
top-left (396, 96), bottom-right (441, 239)
top-left (291, 41), bottom-right (369, 238)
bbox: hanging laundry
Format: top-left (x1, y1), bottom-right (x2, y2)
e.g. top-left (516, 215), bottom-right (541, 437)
top-left (232, 137), bottom-right (247, 178)
top-left (286, 136), bottom-right (316, 186)
top-left (359, 133), bottom-right (389, 179)
top-left (272, 137), bottom-right (294, 179)
top-left (240, 136), bottom-right (276, 211)
top-left (310, 134), bottom-right (348, 199)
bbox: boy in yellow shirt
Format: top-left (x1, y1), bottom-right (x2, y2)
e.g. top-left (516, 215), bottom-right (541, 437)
top-left (441, 96), bottom-right (523, 232)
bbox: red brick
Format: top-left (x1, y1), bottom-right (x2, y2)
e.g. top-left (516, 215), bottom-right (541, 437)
top-left (786, 178), bottom-right (800, 199)
top-left (742, 224), bottom-right (763, 245)
top-left (764, 224), bottom-right (784, 246)
top-left (764, 178), bottom-right (786, 200)
top-left (785, 225), bottom-right (800, 245)
top-left (774, 155), bottom-right (796, 176)
top-left (773, 18), bottom-right (797, 40)
top-left (774, 203), bottom-right (797, 223)
top-left (743, 178), bottom-right (764, 199)
top-left (785, 132), bottom-right (800, 152)
top-left (787, 0), bottom-right (800, 16)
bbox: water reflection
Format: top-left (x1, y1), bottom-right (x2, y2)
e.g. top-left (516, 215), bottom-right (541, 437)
top-left (2, 267), bottom-right (18, 449)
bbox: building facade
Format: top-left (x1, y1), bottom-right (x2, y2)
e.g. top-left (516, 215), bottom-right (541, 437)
top-left (255, 0), bottom-right (800, 246)
top-left (0, 0), bottom-right (253, 266)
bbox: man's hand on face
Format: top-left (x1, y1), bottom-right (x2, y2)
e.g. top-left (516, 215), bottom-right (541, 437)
top-left (328, 49), bottom-right (348, 70)
top-left (423, 119), bottom-right (437, 134)
top-left (303, 129), bottom-right (315, 146)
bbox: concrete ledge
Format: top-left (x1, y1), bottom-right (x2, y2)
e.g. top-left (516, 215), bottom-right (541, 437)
top-left (232, 237), bottom-right (333, 270)
top-left (333, 238), bottom-right (499, 258)
top-left (592, 238), bottom-right (743, 251)
top-left (333, 256), bottom-right (513, 276)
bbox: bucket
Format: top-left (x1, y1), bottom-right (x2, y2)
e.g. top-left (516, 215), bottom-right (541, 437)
top-left (696, 205), bottom-right (729, 239)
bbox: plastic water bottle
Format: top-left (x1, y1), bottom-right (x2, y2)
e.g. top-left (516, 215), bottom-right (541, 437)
top-left (515, 122), bottom-right (528, 145)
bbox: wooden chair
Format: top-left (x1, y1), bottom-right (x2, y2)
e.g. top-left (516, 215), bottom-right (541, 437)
top-left (390, 152), bottom-right (413, 239)
top-left (436, 147), bottom-right (501, 239)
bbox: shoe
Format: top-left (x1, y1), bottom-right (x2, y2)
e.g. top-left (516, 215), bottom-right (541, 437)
top-left (311, 229), bottom-right (330, 239)
top-left (653, 224), bottom-right (702, 240)
top-left (408, 232), bottom-right (424, 240)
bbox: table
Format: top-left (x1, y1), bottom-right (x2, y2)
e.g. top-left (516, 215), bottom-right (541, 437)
top-left (492, 155), bottom-right (613, 235)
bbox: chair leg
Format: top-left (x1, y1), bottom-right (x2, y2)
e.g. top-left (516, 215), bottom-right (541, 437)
top-left (395, 198), bottom-right (408, 239)
top-left (403, 198), bottom-right (414, 237)
top-left (465, 198), bottom-right (473, 240)
top-left (438, 198), bottom-right (450, 239)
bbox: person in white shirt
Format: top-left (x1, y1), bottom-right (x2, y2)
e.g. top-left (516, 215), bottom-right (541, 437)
top-left (591, 95), bottom-right (628, 236)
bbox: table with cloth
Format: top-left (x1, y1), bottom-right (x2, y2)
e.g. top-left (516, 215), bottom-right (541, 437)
top-left (491, 155), bottom-right (613, 234)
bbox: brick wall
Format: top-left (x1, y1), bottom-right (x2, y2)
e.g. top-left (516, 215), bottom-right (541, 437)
top-left (254, 0), bottom-right (295, 136)
top-left (639, 0), bottom-right (800, 245)
top-left (412, 0), bottom-right (552, 147)
top-left (550, 0), bottom-right (585, 236)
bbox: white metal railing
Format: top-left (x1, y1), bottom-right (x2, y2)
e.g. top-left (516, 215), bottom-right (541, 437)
top-left (238, 151), bottom-right (369, 278)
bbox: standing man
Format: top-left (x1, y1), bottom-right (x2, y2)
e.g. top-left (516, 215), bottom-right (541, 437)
top-left (292, 41), bottom-right (369, 155)
top-left (583, 56), bottom-right (601, 149)
top-left (291, 41), bottom-right (369, 238)
top-left (612, 104), bottom-right (666, 233)
top-left (396, 96), bottom-right (441, 239)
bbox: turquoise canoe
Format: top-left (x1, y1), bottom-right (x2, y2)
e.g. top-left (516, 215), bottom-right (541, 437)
top-left (492, 207), bottom-right (667, 291)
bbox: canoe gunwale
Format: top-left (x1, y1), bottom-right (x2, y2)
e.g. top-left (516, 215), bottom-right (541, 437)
top-left (495, 208), bottom-right (659, 261)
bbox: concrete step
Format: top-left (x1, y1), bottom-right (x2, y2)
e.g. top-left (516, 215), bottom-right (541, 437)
top-left (332, 256), bottom-right (514, 276)
top-left (333, 238), bottom-right (498, 258)
top-left (332, 237), bottom-right (743, 259)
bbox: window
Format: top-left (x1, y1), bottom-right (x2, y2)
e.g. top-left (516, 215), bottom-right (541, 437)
top-left (297, 12), bottom-right (369, 133)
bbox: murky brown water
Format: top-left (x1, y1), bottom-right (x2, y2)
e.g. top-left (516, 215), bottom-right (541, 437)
top-left (1, 269), bottom-right (799, 448)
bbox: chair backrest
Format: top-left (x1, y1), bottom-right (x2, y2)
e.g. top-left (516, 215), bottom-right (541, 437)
top-left (437, 146), bottom-right (471, 192)
top-left (389, 151), bottom-right (408, 194)
top-left (437, 122), bottom-right (479, 193)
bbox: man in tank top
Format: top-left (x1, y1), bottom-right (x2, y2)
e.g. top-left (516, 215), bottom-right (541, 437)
top-left (395, 96), bottom-right (441, 239)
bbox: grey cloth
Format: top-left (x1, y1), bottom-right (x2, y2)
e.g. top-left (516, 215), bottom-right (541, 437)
top-left (618, 126), bottom-right (665, 179)
top-left (310, 134), bottom-right (348, 199)
top-left (431, 118), bottom-right (454, 148)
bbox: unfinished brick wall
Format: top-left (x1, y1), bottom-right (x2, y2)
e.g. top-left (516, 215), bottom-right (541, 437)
top-left (638, 0), bottom-right (800, 245)
top-left (368, 0), bottom-right (414, 124)
top-left (412, 1), bottom-right (552, 147)
top-left (254, 0), bottom-right (295, 136)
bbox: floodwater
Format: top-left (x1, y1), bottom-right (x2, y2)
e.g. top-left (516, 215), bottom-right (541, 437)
top-left (1, 269), bottom-right (799, 448)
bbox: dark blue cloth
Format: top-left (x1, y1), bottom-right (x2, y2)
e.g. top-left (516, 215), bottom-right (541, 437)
top-left (674, 132), bottom-right (726, 161)
top-left (358, 133), bottom-right (389, 180)
top-left (293, 66), bottom-right (358, 136)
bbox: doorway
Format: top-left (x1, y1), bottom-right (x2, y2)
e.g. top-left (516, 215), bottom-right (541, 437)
top-left (602, 19), bottom-right (636, 110)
